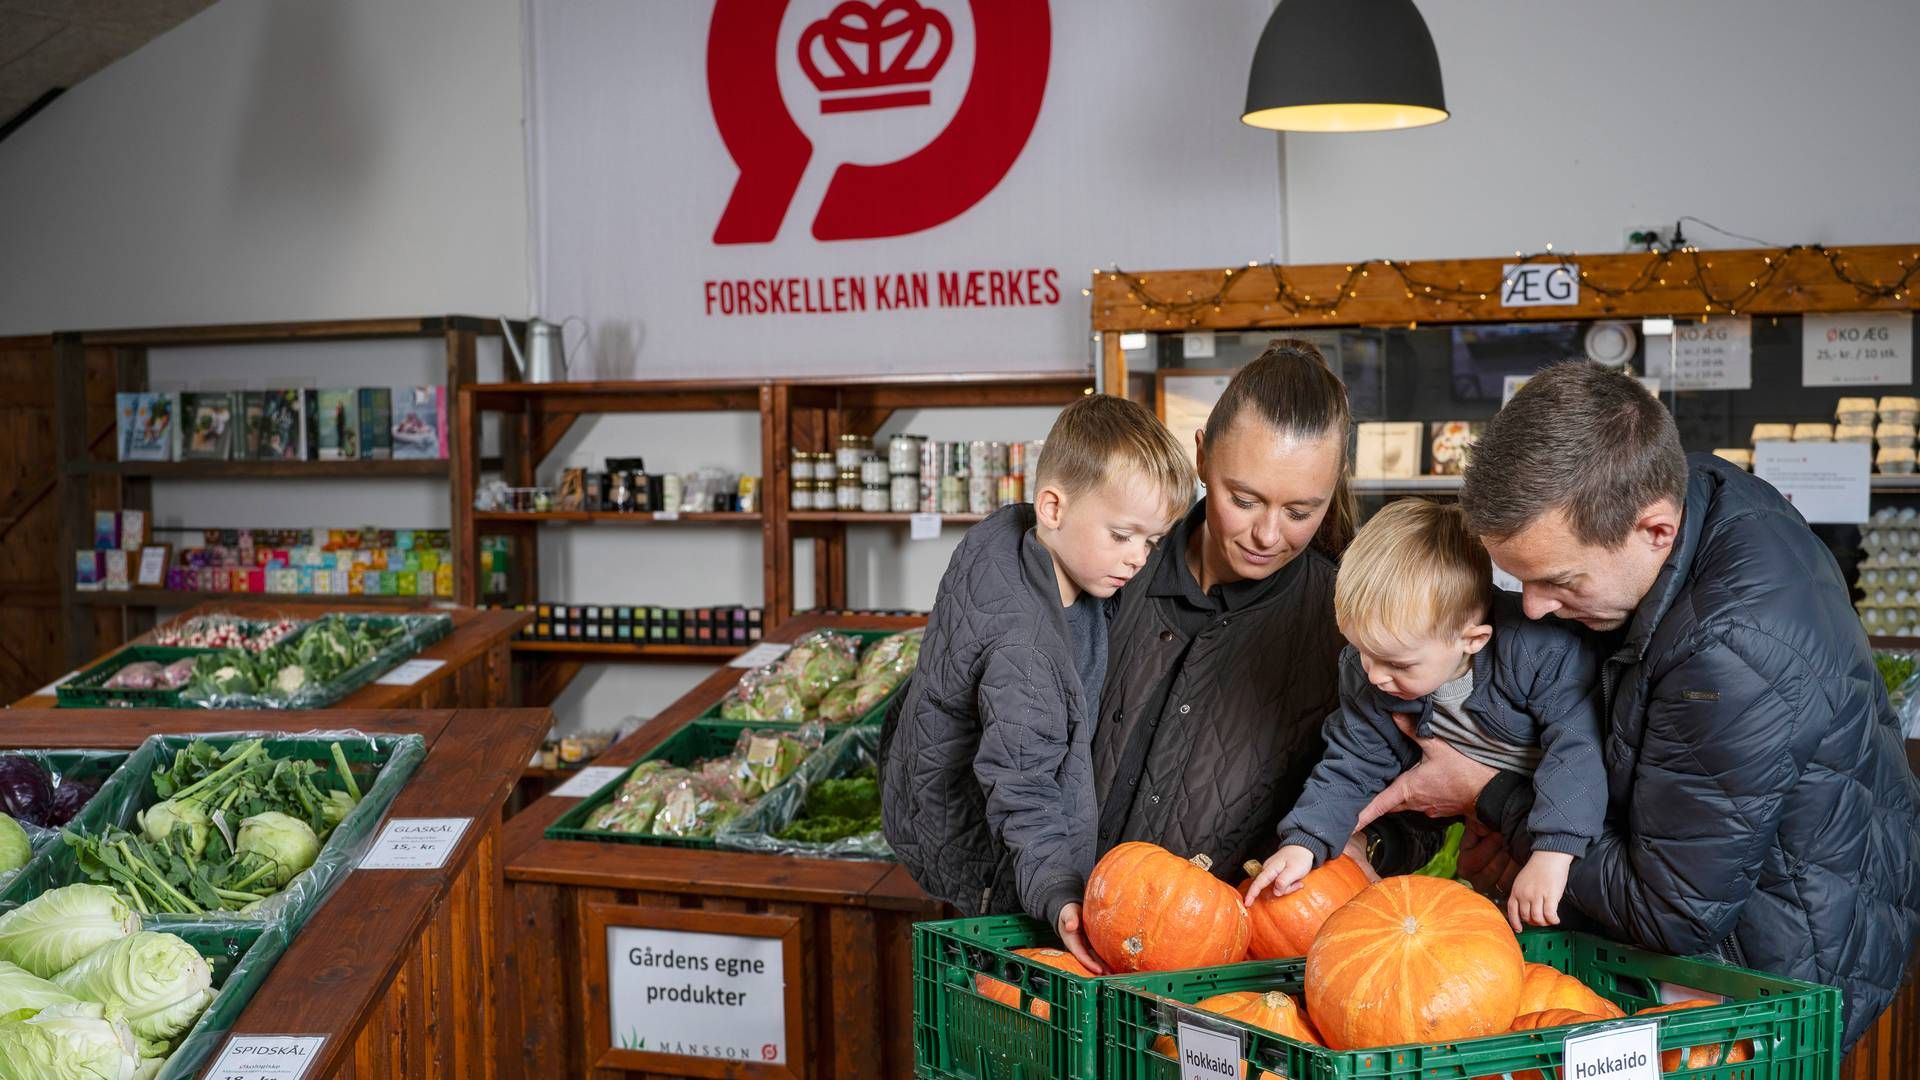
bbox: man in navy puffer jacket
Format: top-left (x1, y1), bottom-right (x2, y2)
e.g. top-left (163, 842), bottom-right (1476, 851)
top-left (1361, 362), bottom-right (1919, 1049)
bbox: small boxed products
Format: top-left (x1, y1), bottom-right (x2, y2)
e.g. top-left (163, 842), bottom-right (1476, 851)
top-left (1353, 422), bottom-right (1423, 479)
top-left (1711, 448), bottom-right (1753, 470)
top-left (1835, 424), bottom-right (1875, 445)
top-left (1793, 423), bottom-right (1834, 442)
top-left (1877, 422), bottom-right (1917, 448)
top-left (1881, 397), bottom-right (1919, 426)
top-left (1877, 447), bottom-right (1916, 474)
top-left (1750, 423), bottom-right (1794, 444)
top-left (1836, 397), bottom-right (1878, 425)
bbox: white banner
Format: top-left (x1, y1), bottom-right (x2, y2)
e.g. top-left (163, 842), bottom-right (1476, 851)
top-left (528, 0), bottom-right (1282, 378)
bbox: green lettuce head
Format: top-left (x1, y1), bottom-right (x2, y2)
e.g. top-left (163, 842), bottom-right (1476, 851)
top-left (53, 931), bottom-right (214, 1044)
top-left (0, 1001), bottom-right (138, 1080)
top-left (0, 885), bottom-right (139, 979)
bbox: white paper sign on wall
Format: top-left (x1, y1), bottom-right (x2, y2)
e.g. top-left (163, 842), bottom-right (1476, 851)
top-left (1500, 263), bottom-right (1580, 308)
top-left (607, 925), bottom-right (789, 1065)
top-left (1647, 316), bottom-right (1751, 390)
top-left (1803, 311), bottom-right (1913, 387)
top-left (1754, 441), bottom-right (1871, 524)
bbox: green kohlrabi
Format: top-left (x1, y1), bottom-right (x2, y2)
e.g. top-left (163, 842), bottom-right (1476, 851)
top-left (0, 885), bottom-right (139, 979)
top-left (52, 932), bottom-right (213, 1043)
top-left (234, 812), bottom-right (319, 887)
top-left (0, 1000), bottom-right (138, 1080)
top-left (135, 799), bottom-right (210, 858)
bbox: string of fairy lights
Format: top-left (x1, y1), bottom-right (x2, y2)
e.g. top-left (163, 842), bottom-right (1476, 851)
top-left (1085, 243), bottom-right (1920, 328)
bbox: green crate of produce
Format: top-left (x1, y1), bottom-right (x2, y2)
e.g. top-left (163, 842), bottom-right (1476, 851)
top-left (915, 914), bottom-right (1118, 1080)
top-left (172, 612), bottom-right (454, 710)
top-left (1100, 930), bottom-right (1842, 1080)
top-left (715, 723), bottom-right (891, 860)
top-left (159, 921), bottom-right (278, 1080)
top-left (0, 749), bottom-right (132, 874)
top-left (697, 627), bottom-right (919, 727)
top-left (54, 646), bottom-right (220, 709)
top-left (2, 731), bottom-right (426, 940)
top-left (543, 719), bottom-right (830, 850)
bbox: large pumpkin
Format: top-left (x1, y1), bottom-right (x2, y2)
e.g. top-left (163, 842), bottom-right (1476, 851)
top-left (1083, 843), bottom-right (1249, 972)
top-left (1515, 963), bottom-right (1626, 1019)
top-left (1511, 1008), bottom-right (1607, 1031)
top-left (1636, 1000), bottom-right (1755, 1072)
top-left (1239, 855), bottom-right (1370, 960)
top-left (1305, 876), bottom-right (1524, 1050)
top-left (1152, 990), bottom-right (1319, 1077)
top-left (973, 947), bottom-right (1092, 1021)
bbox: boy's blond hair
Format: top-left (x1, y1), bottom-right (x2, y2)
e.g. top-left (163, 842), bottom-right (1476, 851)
top-left (1335, 499), bottom-right (1493, 649)
top-left (1034, 394), bottom-right (1195, 521)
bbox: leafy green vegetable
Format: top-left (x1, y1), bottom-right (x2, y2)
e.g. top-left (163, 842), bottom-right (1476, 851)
top-left (0, 886), bottom-right (138, 980)
top-left (856, 629), bottom-right (921, 682)
top-left (136, 801), bottom-right (209, 859)
top-left (0, 818), bottom-right (27, 876)
top-left (0, 1001), bottom-right (139, 1080)
top-left (775, 769), bottom-right (882, 845)
top-left (1413, 821), bottom-right (1467, 880)
top-left (234, 813), bottom-right (319, 888)
top-left (777, 632), bottom-right (859, 706)
top-left (0, 962), bottom-right (78, 1017)
top-left (1875, 651), bottom-right (1916, 696)
top-left (52, 932), bottom-right (213, 1043)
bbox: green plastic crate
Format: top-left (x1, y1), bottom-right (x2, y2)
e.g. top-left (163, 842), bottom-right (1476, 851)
top-left (54, 646), bottom-right (218, 709)
top-left (1100, 930), bottom-right (1842, 1080)
top-left (3, 731), bottom-right (426, 937)
top-left (155, 921), bottom-right (278, 1080)
top-left (543, 719), bottom-right (826, 850)
top-left (914, 914), bottom-right (1118, 1080)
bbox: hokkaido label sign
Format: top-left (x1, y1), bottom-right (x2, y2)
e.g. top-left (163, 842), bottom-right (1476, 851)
top-left (1176, 1015), bottom-right (1242, 1080)
top-left (1561, 1020), bottom-right (1658, 1080)
top-left (607, 925), bottom-right (789, 1064)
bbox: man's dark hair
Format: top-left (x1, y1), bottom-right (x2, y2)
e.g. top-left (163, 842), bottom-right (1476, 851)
top-left (1460, 361), bottom-right (1687, 547)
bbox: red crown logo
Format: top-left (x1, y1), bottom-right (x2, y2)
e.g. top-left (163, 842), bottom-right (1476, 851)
top-left (799, 0), bottom-right (952, 113)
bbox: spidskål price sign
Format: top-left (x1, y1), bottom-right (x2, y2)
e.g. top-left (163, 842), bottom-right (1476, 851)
top-left (207, 1035), bottom-right (327, 1080)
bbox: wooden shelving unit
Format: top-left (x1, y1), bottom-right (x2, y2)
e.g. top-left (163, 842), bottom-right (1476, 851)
top-left (69, 588), bottom-right (440, 609)
top-left (451, 370), bottom-right (1095, 704)
top-left (52, 315), bottom-right (520, 666)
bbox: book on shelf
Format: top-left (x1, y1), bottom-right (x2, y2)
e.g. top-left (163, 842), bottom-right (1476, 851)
top-left (310, 389), bottom-right (360, 460)
top-left (358, 388), bottom-right (393, 460)
top-left (391, 386), bottom-right (445, 459)
top-left (179, 391), bottom-right (235, 460)
top-left (74, 551), bottom-right (102, 591)
top-left (114, 392), bottom-right (177, 461)
top-left (252, 389), bottom-right (306, 460)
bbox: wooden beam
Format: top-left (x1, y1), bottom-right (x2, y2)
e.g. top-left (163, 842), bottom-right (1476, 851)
top-left (1101, 331), bottom-right (1126, 397)
top-left (53, 335), bottom-right (90, 667)
top-left (1091, 244), bottom-right (1920, 332)
top-left (530, 412), bottom-right (578, 466)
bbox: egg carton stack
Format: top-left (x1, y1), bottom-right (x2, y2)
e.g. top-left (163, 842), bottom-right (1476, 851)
top-left (1715, 396), bottom-right (1919, 474)
top-left (1858, 507), bottom-right (1920, 635)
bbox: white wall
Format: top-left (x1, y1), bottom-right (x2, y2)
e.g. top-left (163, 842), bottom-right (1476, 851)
top-left (0, 0), bottom-right (529, 334)
top-left (1279, 0), bottom-right (1920, 264)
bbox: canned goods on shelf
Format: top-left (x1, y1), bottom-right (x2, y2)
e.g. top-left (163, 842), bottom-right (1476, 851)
top-left (997, 474), bottom-right (1023, 506)
top-left (967, 475), bottom-right (994, 515)
top-left (891, 475), bottom-right (920, 513)
top-left (860, 458), bottom-right (891, 486)
top-left (939, 476), bottom-right (967, 515)
top-left (837, 434), bottom-right (873, 471)
top-left (889, 434), bottom-right (925, 475)
top-left (861, 484), bottom-right (890, 513)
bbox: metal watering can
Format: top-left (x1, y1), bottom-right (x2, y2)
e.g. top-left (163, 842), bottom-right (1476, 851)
top-left (501, 316), bottom-right (584, 383)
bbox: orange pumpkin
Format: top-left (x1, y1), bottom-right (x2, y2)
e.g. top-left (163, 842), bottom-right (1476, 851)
top-left (1151, 991), bottom-right (1318, 1078)
top-left (1515, 963), bottom-right (1627, 1019)
top-left (1511, 1008), bottom-right (1607, 1031)
top-left (1636, 1000), bottom-right (1755, 1072)
top-left (1239, 855), bottom-right (1370, 960)
top-left (972, 947), bottom-right (1092, 1021)
top-left (1083, 842), bottom-right (1249, 972)
top-left (1305, 876), bottom-right (1524, 1050)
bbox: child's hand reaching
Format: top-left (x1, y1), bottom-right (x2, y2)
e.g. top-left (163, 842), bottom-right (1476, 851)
top-left (1246, 844), bottom-right (1316, 901)
top-left (1506, 850), bottom-right (1574, 933)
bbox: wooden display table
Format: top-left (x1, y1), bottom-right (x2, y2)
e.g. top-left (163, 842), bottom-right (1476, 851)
top-left (501, 612), bottom-right (944, 1079)
top-left (12, 601), bottom-right (530, 709)
top-left (0, 706), bottom-right (547, 1080)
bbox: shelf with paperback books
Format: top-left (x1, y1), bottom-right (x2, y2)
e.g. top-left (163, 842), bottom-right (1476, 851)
top-left (56, 315), bottom-right (516, 667)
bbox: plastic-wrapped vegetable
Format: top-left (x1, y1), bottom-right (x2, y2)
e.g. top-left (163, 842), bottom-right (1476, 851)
top-left (815, 681), bottom-right (866, 723)
top-left (847, 679), bottom-right (894, 716)
top-left (0, 816), bottom-right (28, 874)
top-left (721, 674), bottom-right (810, 724)
top-left (0, 758), bottom-right (53, 827)
top-left (156, 659), bottom-right (197, 689)
top-left (775, 632), bottom-right (859, 706)
top-left (588, 762), bottom-right (684, 833)
top-left (102, 663), bottom-right (165, 691)
top-left (730, 723), bottom-right (823, 797)
top-left (650, 777), bottom-right (746, 839)
top-left (857, 629), bottom-right (922, 682)
top-left (46, 779), bottom-right (101, 828)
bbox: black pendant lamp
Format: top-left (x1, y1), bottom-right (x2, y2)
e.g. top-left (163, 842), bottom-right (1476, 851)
top-left (1243, 0), bottom-right (1448, 133)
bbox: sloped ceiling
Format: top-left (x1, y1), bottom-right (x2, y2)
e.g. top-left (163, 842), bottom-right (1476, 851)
top-left (0, 0), bottom-right (212, 131)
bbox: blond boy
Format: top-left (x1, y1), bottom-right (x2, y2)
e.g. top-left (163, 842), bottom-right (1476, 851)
top-left (882, 395), bottom-right (1196, 971)
top-left (1249, 499), bottom-right (1604, 932)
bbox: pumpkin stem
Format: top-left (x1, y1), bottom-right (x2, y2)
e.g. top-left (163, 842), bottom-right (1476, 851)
top-left (1190, 854), bottom-right (1214, 872)
top-left (1243, 860), bottom-right (1263, 877)
top-left (1261, 991), bottom-right (1287, 1008)
top-left (1124, 935), bottom-right (1143, 957)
